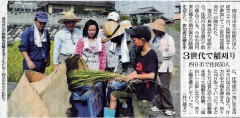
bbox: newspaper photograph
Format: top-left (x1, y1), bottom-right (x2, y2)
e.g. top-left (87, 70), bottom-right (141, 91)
top-left (0, 0), bottom-right (239, 117)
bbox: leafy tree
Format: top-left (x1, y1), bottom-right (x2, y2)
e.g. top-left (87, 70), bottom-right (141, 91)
top-left (105, 6), bottom-right (116, 14)
top-left (74, 5), bottom-right (91, 15)
top-left (152, 16), bottom-right (160, 22)
top-left (96, 10), bottom-right (104, 15)
top-left (132, 16), bottom-right (138, 26)
top-left (140, 15), bottom-right (150, 25)
top-left (74, 5), bottom-right (84, 14)
top-left (120, 15), bottom-right (131, 21)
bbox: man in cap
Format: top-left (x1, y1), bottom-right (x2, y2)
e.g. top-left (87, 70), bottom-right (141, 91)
top-left (104, 26), bottom-right (158, 117)
top-left (19, 11), bottom-right (50, 73)
top-left (149, 19), bottom-right (176, 116)
top-left (53, 11), bottom-right (83, 70)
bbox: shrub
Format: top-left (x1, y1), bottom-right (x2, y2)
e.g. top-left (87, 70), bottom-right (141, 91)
top-left (140, 15), bottom-right (150, 25)
top-left (120, 15), bottom-right (131, 21)
top-left (132, 16), bottom-right (138, 26)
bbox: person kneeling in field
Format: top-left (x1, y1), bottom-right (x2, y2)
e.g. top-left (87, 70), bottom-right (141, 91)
top-left (104, 26), bottom-right (158, 117)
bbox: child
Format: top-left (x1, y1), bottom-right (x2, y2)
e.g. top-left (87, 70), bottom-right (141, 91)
top-left (104, 26), bottom-right (158, 117)
top-left (75, 19), bottom-right (106, 71)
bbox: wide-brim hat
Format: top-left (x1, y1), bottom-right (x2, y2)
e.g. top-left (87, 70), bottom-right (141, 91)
top-left (58, 12), bottom-right (82, 24)
top-left (120, 20), bottom-right (132, 29)
top-left (102, 21), bottom-right (124, 43)
top-left (149, 19), bottom-right (166, 32)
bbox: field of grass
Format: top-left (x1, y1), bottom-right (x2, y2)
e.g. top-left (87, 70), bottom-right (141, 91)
top-left (167, 22), bottom-right (180, 32)
top-left (8, 40), bottom-right (54, 82)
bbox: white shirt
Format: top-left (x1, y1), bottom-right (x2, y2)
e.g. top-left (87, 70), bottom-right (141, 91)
top-left (53, 27), bottom-right (82, 64)
top-left (153, 33), bottom-right (175, 72)
top-left (82, 37), bottom-right (102, 71)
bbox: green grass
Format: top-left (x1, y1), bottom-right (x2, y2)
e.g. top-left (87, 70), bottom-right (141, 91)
top-left (8, 40), bottom-right (54, 82)
top-left (7, 91), bottom-right (13, 99)
top-left (167, 22), bottom-right (180, 32)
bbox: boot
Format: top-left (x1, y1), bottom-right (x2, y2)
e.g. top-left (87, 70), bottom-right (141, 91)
top-left (104, 107), bottom-right (116, 118)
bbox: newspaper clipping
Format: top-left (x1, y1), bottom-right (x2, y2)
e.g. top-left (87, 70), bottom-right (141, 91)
top-left (181, 1), bottom-right (240, 117)
top-left (0, 0), bottom-right (240, 118)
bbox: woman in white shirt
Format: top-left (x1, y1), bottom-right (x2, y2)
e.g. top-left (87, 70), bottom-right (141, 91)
top-left (149, 19), bottom-right (176, 116)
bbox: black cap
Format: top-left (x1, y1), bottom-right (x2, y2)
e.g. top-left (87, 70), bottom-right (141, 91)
top-left (125, 26), bottom-right (151, 42)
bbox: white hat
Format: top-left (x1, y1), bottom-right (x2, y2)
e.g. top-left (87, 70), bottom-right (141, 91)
top-left (107, 12), bottom-right (119, 22)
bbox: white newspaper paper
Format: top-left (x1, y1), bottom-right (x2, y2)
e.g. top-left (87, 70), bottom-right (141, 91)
top-left (181, 1), bottom-right (240, 117)
top-left (0, 0), bottom-right (8, 117)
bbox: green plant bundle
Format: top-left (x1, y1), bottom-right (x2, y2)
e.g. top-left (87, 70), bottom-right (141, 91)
top-left (67, 70), bottom-right (125, 89)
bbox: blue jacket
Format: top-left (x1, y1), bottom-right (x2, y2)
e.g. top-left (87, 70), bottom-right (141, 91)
top-left (19, 25), bottom-right (50, 61)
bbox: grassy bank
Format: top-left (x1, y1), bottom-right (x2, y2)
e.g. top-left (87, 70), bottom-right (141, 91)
top-left (167, 22), bottom-right (180, 32)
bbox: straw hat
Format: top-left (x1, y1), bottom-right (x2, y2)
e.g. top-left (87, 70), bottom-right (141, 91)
top-left (120, 20), bottom-right (132, 29)
top-left (58, 12), bottom-right (82, 24)
top-left (149, 19), bottom-right (166, 32)
top-left (102, 21), bottom-right (122, 43)
top-left (102, 20), bottom-right (132, 43)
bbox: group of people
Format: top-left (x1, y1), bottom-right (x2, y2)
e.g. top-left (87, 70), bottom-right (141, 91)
top-left (18, 11), bottom-right (176, 117)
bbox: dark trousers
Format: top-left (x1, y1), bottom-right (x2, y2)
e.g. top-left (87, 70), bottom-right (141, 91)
top-left (23, 60), bottom-right (46, 73)
top-left (154, 72), bottom-right (174, 111)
